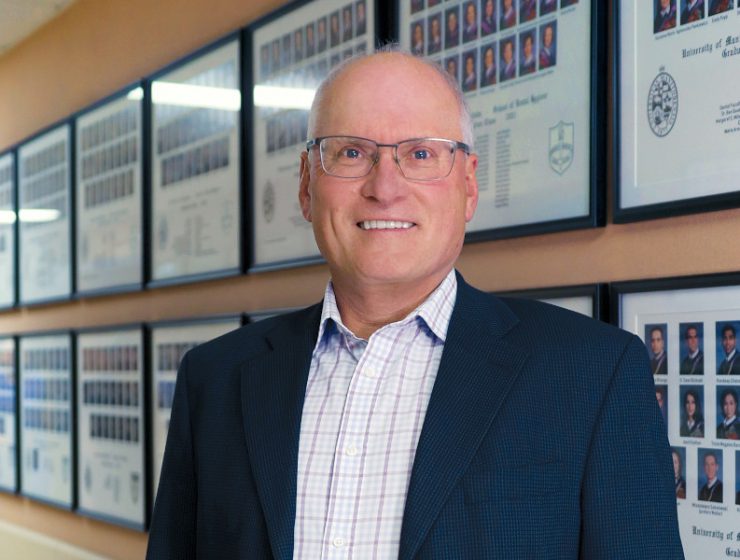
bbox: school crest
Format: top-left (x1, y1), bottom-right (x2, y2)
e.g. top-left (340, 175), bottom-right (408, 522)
top-left (548, 121), bottom-right (574, 175)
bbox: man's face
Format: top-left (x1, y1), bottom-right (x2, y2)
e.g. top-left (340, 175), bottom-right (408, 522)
top-left (704, 455), bottom-right (718, 480)
top-left (414, 24), bottom-right (423, 44)
top-left (503, 41), bottom-right (513, 63)
top-left (686, 327), bottom-right (699, 353)
top-left (724, 393), bottom-right (737, 419)
top-left (485, 48), bottom-right (494, 68)
top-left (656, 390), bottom-right (664, 409)
top-left (660, 0), bottom-right (670, 9)
top-left (449, 12), bottom-right (457, 31)
top-left (432, 17), bottom-right (440, 38)
top-left (524, 36), bottom-right (533, 58)
top-left (299, 55), bottom-right (478, 293)
top-left (723, 329), bottom-right (736, 355)
top-left (358, 2), bottom-right (365, 19)
top-left (543, 26), bottom-right (553, 48)
top-left (466, 3), bottom-right (475, 24)
top-left (650, 329), bottom-right (664, 356)
top-left (485, 0), bottom-right (494, 17)
top-left (465, 55), bottom-right (474, 76)
top-left (504, 0), bottom-right (512, 10)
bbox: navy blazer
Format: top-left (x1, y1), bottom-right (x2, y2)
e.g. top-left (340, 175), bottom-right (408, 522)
top-left (147, 276), bottom-right (684, 559)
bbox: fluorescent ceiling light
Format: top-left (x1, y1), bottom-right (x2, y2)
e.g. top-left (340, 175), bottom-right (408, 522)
top-left (132, 82), bottom-right (241, 111)
top-left (0, 210), bottom-right (15, 224)
top-left (17, 209), bottom-right (61, 223)
top-left (253, 85), bottom-right (315, 109)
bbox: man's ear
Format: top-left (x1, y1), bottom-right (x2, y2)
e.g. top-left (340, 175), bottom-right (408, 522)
top-left (299, 151), bottom-right (312, 222)
top-left (464, 153), bottom-right (479, 222)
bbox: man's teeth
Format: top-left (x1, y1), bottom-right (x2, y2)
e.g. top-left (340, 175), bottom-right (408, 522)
top-left (359, 220), bottom-right (414, 230)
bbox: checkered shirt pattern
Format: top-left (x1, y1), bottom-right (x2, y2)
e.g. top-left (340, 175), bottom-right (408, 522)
top-left (293, 270), bottom-right (457, 560)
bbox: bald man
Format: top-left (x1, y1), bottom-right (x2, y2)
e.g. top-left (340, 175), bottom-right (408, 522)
top-left (147, 48), bottom-right (683, 559)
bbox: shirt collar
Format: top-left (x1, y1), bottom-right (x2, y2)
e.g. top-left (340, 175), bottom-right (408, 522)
top-left (314, 269), bottom-right (457, 348)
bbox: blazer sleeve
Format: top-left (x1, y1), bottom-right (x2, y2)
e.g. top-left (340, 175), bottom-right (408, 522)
top-left (146, 353), bottom-right (197, 560)
top-left (580, 335), bottom-right (684, 559)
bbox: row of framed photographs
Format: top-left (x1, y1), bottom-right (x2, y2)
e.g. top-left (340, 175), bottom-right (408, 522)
top-left (1, 0), bottom-right (738, 310)
top-left (0, 270), bottom-right (739, 534)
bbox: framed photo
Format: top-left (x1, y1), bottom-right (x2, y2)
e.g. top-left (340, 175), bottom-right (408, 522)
top-left (614, 2), bottom-right (740, 222)
top-left (612, 271), bottom-right (740, 557)
top-left (19, 332), bottom-right (74, 509)
top-left (0, 337), bottom-right (17, 493)
top-left (246, 0), bottom-right (377, 271)
top-left (0, 151), bottom-right (16, 309)
top-left (149, 33), bottom-right (242, 286)
top-left (18, 123), bottom-right (73, 305)
top-left (148, 315), bottom-right (242, 507)
top-left (397, 0), bottom-right (606, 241)
top-left (74, 83), bottom-right (144, 296)
top-left (76, 326), bottom-right (147, 529)
top-left (497, 283), bottom-right (607, 320)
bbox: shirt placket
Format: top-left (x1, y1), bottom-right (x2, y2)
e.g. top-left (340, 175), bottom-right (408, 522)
top-left (321, 335), bottom-right (385, 559)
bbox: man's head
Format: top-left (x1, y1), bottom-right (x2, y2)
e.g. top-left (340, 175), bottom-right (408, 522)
top-left (466, 2), bottom-right (476, 25)
top-left (484, 46), bottom-right (494, 69)
top-left (431, 16), bottom-right (441, 38)
top-left (465, 53), bottom-right (474, 76)
top-left (503, 40), bottom-right (513, 64)
top-left (660, 0), bottom-right (670, 10)
top-left (672, 450), bottom-right (681, 476)
top-left (685, 325), bottom-right (699, 353)
top-left (650, 326), bottom-right (664, 357)
top-left (504, 0), bottom-right (513, 10)
top-left (543, 24), bottom-right (554, 48)
top-left (722, 325), bottom-right (736, 356)
top-left (448, 10), bottom-right (458, 31)
top-left (722, 389), bottom-right (738, 420)
top-left (485, 0), bottom-right (494, 17)
top-left (523, 35), bottom-right (533, 59)
top-left (684, 390), bottom-right (698, 417)
top-left (300, 50), bottom-right (478, 295)
top-left (655, 387), bottom-right (665, 409)
top-left (703, 452), bottom-right (718, 480)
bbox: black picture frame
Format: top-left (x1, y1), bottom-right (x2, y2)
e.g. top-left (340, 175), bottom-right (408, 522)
top-left (18, 330), bottom-right (76, 511)
top-left (245, 0), bottom-right (384, 272)
top-left (0, 149), bottom-right (18, 310)
top-left (72, 81), bottom-right (146, 298)
top-left (147, 31), bottom-right (244, 288)
top-left (74, 323), bottom-right (148, 531)
top-left (147, 313), bottom-right (244, 511)
top-left (395, 0), bottom-right (606, 242)
top-left (613, 1), bottom-right (740, 223)
top-left (497, 282), bottom-right (607, 321)
top-left (17, 120), bottom-right (75, 307)
top-left (0, 335), bottom-right (18, 494)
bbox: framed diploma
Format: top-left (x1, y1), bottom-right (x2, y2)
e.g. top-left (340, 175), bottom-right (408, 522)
top-left (247, 0), bottom-right (377, 271)
top-left (149, 315), bottom-right (242, 506)
top-left (149, 33), bottom-right (242, 286)
top-left (612, 272), bottom-right (740, 557)
top-left (0, 151), bottom-right (16, 310)
top-left (76, 326), bottom-right (147, 529)
top-left (0, 337), bottom-right (17, 493)
top-left (615, 2), bottom-right (740, 222)
top-left (397, 0), bottom-right (606, 240)
top-left (74, 83), bottom-right (144, 296)
top-left (18, 123), bottom-right (73, 305)
top-left (19, 332), bottom-right (74, 509)
top-left (497, 283), bottom-right (607, 320)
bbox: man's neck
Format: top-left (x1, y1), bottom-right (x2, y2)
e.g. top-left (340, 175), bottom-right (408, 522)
top-left (330, 270), bottom-right (452, 339)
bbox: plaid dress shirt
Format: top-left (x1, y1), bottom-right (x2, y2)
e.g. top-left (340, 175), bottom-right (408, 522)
top-left (293, 270), bottom-right (457, 559)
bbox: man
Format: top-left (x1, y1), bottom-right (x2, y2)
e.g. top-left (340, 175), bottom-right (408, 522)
top-left (698, 452), bottom-right (723, 502)
top-left (501, 0), bottom-right (516, 29)
top-left (520, 0), bottom-right (537, 22)
top-left (148, 49), bottom-right (683, 558)
top-left (717, 389), bottom-right (740, 440)
top-left (480, 43), bottom-right (497, 87)
top-left (342, 5), bottom-right (353, 42)
top-left (462, 1), bottom-right (478, 43)
top-left (481, 0), bottom-right (496, 36)
top-left (519, 33), bottom-right (536, 76)
top-left (539, 22), bottom-right (556, 69)
top-left (330, 11), bottom-right (340, 47)
top-left (317, 17), bottom-right (328, 52)
top-left (654, 0), bottom-right (677, 32)
top-left (356, 0), bottom-right (367, 36)
top-left (411, 21), bottom-right (424, 56)
top-left (680, 0), bottom-right (704, 23)
top-left (649, 325), bottom-right (667, 375)
top-left (427, 14), bottom-right (442, 55)
top-left (445, 7), bottom-right (460, 48)
top-left (680, 324), bottom-right (703, 375)
top-left (305, 23), bottom-right (315, 58)
top-left (655, 385), bottom-right (667, 425)
top-left (462, 51), bottom-right (477, 92)
top-left (445, 54), bottom-right (459, 83)
top-left (719, 324), bottom-right (740, 375)
top-left (500, 37), bottom-right (517, 81)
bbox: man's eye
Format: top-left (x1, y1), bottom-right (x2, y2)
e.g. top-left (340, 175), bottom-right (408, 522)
top-left (412, 149), bottom-right (431, 160)
top-left (341, 147), bottom-right (362, 159)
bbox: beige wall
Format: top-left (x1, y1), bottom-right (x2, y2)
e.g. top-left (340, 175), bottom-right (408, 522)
top-left (0, 0), bottom-right (737, 558)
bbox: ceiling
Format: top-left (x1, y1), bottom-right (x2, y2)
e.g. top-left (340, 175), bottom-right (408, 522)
top-left (0, 0), bottom-right (77, 57)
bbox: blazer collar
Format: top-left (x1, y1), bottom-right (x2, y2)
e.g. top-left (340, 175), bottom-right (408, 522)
top-left (399, 273), bottom-right (530, 560)
top-left (239, 303), bottom-right (321, 560)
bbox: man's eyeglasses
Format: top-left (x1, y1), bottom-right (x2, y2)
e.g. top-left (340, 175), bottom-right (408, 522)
top-left (306, 135), bottom-right (471, 181)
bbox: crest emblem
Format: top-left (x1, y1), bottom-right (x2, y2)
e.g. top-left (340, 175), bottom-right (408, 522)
top-left (548, 121), bottom-right (574, 175)
top-left (263, 181), bottom-right (275, 223)
top-left (647, 69), bottom-right (678, 137)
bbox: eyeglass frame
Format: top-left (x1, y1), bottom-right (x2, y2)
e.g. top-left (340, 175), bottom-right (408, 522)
top-left (305, 135), bottom-right (472, 181)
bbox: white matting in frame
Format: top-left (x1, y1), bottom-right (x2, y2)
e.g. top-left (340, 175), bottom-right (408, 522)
top-left (149, 316), bottom-right (241, 507)
top-left (77, 327), bottom-right (146, 529)
top-left (18, 124), bottom-right (72, 304)
top-left (19, 333), bottom-right (73, 509)
top-left (249, 0), bottom-right (375, 270)
top-left (150, 37), bottom-right (241, 284)
top-left (617, 276), bottom-right (740, 559)
top-left (616, 1), bottom-right (740, 219)
top-left (0, 152), bottom-right (15, 309)
top-left (399, 0), bottom-right (599, 238)
top-left (0, 337), bottom-right (17, 492)
top-left (75, 87), bottom-right (143, 294)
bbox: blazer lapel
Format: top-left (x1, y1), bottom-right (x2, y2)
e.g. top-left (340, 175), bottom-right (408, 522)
top-left (399, 279), bottom-right (529, 560)
top-left (240, 304), bottom-right (321, 560)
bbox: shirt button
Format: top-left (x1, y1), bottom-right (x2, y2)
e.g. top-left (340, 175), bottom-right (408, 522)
top-left (345, 445), bottom-right (358, 456)
top-left (332, 537), bottom-right (345, 547)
